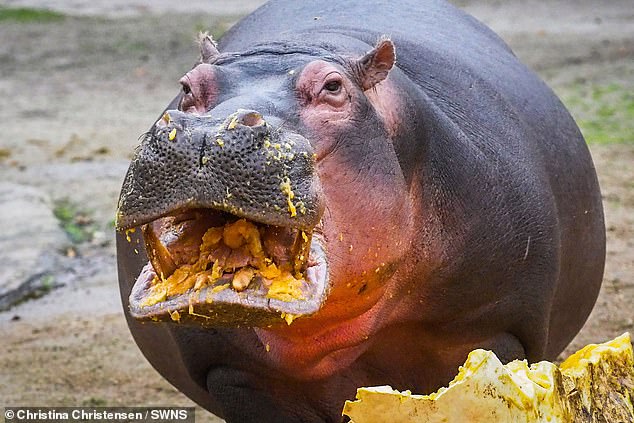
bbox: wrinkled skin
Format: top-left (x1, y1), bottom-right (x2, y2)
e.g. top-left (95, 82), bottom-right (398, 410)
top-left (116, 0), bottom-right (605, 422)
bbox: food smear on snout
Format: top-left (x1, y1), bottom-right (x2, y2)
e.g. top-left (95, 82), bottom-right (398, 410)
top-left (140, 219), bottom-right (306, 308)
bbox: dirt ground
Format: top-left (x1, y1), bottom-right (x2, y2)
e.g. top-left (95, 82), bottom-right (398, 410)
top-left (0, 1), bottom-right (632, 421)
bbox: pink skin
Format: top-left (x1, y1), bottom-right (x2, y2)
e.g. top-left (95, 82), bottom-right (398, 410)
top-left (179, 63), bottom-right (217, 114)
top-left (365, 78), bottom-right (403, 139)
top-left (254, 45), bottom-right (423, 379)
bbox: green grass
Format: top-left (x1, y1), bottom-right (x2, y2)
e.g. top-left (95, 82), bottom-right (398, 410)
top-left (53, 199), bottom-right (95, 243)
top-left (83, 397), bottom-right (108, 406)
top-left (563, 83), bottom-right (634, 144)
top-left (113, 39), bottom-right (150, 54)
top-left (8, 274), bottom-right (58, 309)
top-left (0, 7), bottom-right (65, 23)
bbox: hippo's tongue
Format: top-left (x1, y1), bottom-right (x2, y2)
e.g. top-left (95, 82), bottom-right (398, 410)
top-left (128, 209), bottom-right (329, 327)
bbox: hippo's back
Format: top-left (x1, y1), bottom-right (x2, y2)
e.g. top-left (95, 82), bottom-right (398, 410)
top-left (221, 0), bottom-right (506, 52)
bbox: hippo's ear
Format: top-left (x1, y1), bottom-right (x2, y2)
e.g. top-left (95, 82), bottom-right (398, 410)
top-left (198, 32), bottom-right (219, 64)
top-left (356, 38), bottom-right (395, 91)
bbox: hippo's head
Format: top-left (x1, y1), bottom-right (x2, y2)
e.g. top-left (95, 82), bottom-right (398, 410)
top-left (116, 35), bottom-right (421, 379)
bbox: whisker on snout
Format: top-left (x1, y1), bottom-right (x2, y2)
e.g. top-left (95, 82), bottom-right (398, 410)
top-left (272, 119), bottom-right (291, 135)
top-left (138, 131), bottom-right (152, 142)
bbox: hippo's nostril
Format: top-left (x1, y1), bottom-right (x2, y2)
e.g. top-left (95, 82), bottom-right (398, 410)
top-left (238, 110), bottom-right (266, 128)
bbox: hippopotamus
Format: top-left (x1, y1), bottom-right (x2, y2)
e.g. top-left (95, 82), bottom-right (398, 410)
top-left (115, 0), bottom-right (605, 421)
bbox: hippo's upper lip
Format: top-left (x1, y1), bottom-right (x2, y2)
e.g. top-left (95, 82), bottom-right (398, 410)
top-left (124, 207), bottom-right (330, 327)
top-left (115, 109), bottom-right (324, 232)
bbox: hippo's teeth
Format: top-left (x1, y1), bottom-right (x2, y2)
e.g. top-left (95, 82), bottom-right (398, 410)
top-left (128, 231), bottom-right (329, 327)
top-left (138, 207), bottom-right (314, 308)
top-left (143, 222), bottom-right (177, 280)
top-left (142, 208), bottom-right (229, 280)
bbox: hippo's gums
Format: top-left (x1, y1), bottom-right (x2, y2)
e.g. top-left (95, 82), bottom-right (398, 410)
top-left (115, 1), bottom-right (605, 422)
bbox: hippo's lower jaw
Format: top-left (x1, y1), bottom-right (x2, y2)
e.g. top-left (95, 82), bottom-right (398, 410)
top-left (126, 208), bottom-right (329, 327)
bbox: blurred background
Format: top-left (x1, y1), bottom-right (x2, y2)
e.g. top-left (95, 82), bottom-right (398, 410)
top-left (0, 1), bottom-right (632, 421)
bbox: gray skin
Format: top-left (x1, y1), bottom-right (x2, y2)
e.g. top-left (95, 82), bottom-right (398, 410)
top-left (116, 0), bottom-right (605, 422)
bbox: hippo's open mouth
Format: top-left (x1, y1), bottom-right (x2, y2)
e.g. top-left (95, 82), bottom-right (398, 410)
top-left (125, 208), bottom-right (329, 327)
top-left (117, 106), bottom-right (328, 326)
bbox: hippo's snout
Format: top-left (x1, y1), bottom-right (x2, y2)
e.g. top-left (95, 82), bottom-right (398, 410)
top-left (116, 108), bottom-right (328, 327)
top-left (116, 108), bottom-right (323, 231)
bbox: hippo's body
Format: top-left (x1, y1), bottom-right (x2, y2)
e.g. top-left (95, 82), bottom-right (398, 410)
top-left (116, 1), bottom-right (605, 422)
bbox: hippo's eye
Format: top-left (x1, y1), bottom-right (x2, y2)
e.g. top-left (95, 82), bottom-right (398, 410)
top-left (314, 72), bottom-right (346, 107)
top-left (323, 80), bottom-right (341, 93)
top-left (311, 70), bottom-right (348, 108)
top-left (179, 78), bottom-right (196, 112)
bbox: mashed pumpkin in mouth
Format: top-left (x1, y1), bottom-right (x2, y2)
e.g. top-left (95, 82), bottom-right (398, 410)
top-left (140, 215), bottom-right (311, 308)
